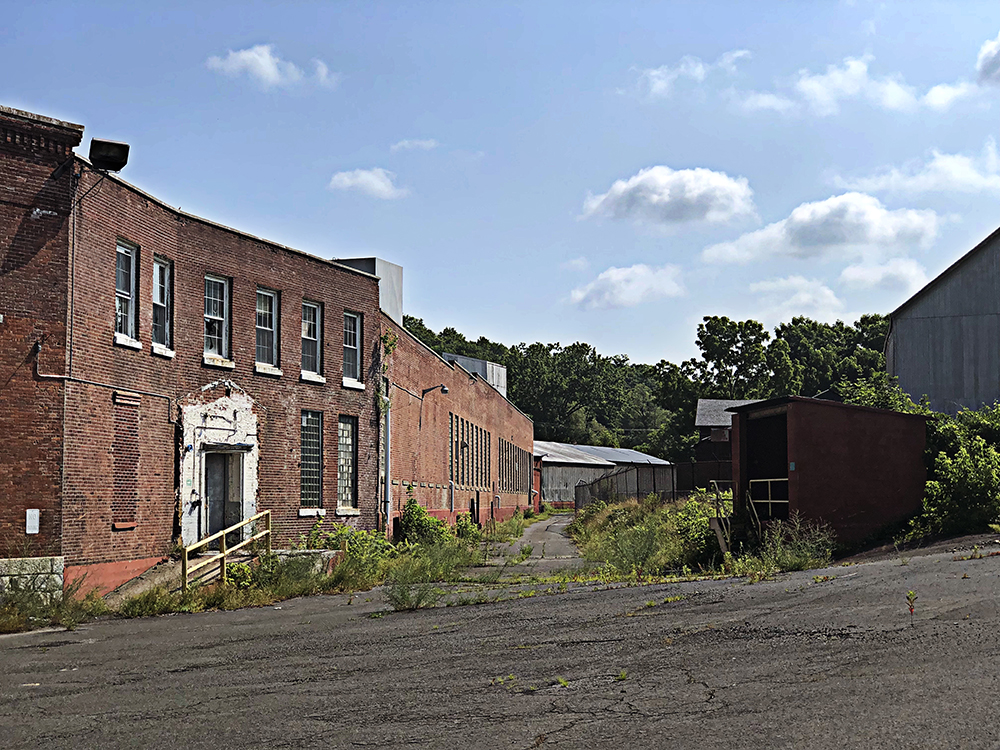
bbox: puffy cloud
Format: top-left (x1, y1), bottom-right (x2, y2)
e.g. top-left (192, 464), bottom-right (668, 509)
top-left (749, 276), bottom-right (845, 323)
top-left (733, 90), bottom-right (799, 114)
top-left (835, 138), bottom-right (1000, 195)
top-left (840, 259), bottom-right (928, 293)
top-left (329, 168), bottom-right (408, 199)
top-left (794, 56), bottom-right (917, 115)
top-left (207, 44), bottom-right (337, 90)
top-left (583, 166), bottom-right (755, 225)
top-left (561, 257), bottom-right (590, 272)
top-left (702, 192), bottom-right (939, 264)
top-left (977, 30), bottom-right (1000, 85)
top-left (923, 81), bottom-right (977, 110)
top-left (570, 263), bottom-right (683, 310)
top-left (634, 49), bottom-right (750, 98)
top-left (390, 139), bottom-right (439, 152)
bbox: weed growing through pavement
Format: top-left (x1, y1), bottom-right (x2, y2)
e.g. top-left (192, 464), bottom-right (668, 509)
top-left (554, 676), bottom-right (570, 687)
top-left (906, 590), bottom-right (917, 627)
top-left (616, 670), bottom-right (628, 681)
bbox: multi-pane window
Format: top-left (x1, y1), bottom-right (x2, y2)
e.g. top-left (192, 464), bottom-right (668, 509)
top-left (302, 302), bottom-right (322, 373)
top-left (300, 411), bottom-right (322, 508)
top-left (204, 275), bottom-right (229, 357)
top-left (115, 242), bottom-right (137, 338)
top-left (256, 289), bottom-right (278, 366)
top-left (338, 416), bottom-right (358, 508)
top-left (343, 312), bottom-right (360, 381)
top-left (152, 258), bottom-right (172, 348)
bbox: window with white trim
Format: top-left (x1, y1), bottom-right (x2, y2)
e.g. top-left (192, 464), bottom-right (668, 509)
top-left (204, 275), bottom-right (230, 357)
top-left (343, 311), bottom-right (361, 381)
top-left (338, 415), bottom-right (358, 509)
top-left (302, 301), bottom-right (322, 374)
top-left (115, 242), bottom-right (137, 339)
top-left (256, 289), bottom-right (278, 366)
top-left (152, 258), bottom-right (172, 348)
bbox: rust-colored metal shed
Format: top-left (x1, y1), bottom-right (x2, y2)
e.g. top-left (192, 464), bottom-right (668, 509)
top-left (728, 397), bottom-right (927, 544)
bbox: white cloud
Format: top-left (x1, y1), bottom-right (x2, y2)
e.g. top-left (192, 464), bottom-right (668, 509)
top-left (835, 138), bottom-right (1000, 194)
top-left (840, 258), bottom-right (928, 293)
top-left (390, 139), bottom-right (440, 152)
top-left (570, 264), bottom-right (683, 310)
top-left (329, 168), bottom-right (408, 199)
top-left (207, 44), bottom-right (338, 90)
top-left (313, 59), bottom-right (342, 89)
top-left (732, 90), bottom-right (799, 114)
top-left (794, 56), bottom-right (918, 115)
top-left (923, 81), bottom-right (977, 110)
top-left (634, 49), bottom-right (749, 99)
top-left (583, 166), bottom-right (755, 225)
top-left (749, 276), bottom-right (845, 323)
top-left (561, 257), bottom-right (590, 272)
top-left (702, 192), bottom-right (939, 264)
top-left (977, 30), bottom-right (1000, 85)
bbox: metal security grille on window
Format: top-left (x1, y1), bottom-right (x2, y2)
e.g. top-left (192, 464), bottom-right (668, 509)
top-left (338, 416), bottom-right (358, 508)
top-left (300, 412), bottom-right (322, 507)
top-left (343, 313), bottom-right (359, 381)
top-left (204, 278), bottom-right (226, 356)
top-left (152, 260), bottom-right (170, 347)
top-left (256, 291), bottom-right (276, 365)
top-left (302, 303), bottom-right (320, 373)
top-left (116, 245), bottom-right (134, 337)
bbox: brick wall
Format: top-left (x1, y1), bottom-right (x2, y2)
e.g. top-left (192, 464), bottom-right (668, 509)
top-left (0, 108), bottom-right (82, 557)
top-left (382, 314), bottom-right (534, 528)
top-left (56, 165), bottom-right (383, 563)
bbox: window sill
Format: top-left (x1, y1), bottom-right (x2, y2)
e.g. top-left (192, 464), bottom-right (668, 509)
top-left (301, 371), bottom-right (326, 384)
top-left (255, 362), bottom-right (283, 377)
top-left (113, 333), bottom-right (142, 351)
top-left (151, 343), bottom-right (175, 359)
top-left (298, 508), bottom-right (326, 518)
top-left (342, 377), bottom-right (365, 391)
top-left (112, 521), bottom-right (137, 531)
top-left (203, 354), bottom-right (236, 369)
top-left (335, 507), bottom-right (361, 517)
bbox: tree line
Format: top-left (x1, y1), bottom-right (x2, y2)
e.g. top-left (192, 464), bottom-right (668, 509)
top-left (403, 313), bottom-right (889, 462)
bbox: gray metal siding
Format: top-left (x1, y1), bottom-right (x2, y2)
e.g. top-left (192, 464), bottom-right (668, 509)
top-left (890, 235), bottom-right (1000, 413)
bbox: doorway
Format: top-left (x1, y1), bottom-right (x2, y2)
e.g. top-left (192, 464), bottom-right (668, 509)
top-left (205, 452), bottom-right (244, 542)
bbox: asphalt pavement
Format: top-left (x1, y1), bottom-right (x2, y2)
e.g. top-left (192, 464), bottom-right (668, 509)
top-left (4, 535), bottom-right (1000, 749)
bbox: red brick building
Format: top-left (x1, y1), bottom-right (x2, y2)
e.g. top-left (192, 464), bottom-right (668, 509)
top-left (369, 276), bottom-right (534, 531)
top-left (1, 106), bottom-right (382, 592)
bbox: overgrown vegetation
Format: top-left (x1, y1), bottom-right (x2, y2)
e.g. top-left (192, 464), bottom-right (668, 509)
top-left (570, 491), bottom-right (834, 581)
top-left (0, 576), bottom-right (109, 634)
top-left (841, 372), bottom-right (1000, 541)
top-left (569, 490), bottom-right (731, 576)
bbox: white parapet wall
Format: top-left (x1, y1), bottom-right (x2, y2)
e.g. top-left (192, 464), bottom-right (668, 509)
top-left (0, 556), bottom-right (65, 600)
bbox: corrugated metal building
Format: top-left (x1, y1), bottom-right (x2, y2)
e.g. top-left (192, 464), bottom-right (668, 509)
top-left (532, 441), bottom-right (614, 508)
top-left (887, 226), bottom-right (1000, 413)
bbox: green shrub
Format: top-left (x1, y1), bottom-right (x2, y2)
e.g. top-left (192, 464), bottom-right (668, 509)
top-left (454, 512), bottom-right (481, 543)
top-left (759, 514), bottom-right (834, 571)
top-left (226, 562), bottom-right (254, 589)
top-left (398, 497), bottom-right (451, 546)
top-left (117, 586), bottom-right (179, 618)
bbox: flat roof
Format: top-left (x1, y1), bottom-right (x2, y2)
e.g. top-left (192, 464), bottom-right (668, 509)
top-left (726, 395), bottom-right (930, 419)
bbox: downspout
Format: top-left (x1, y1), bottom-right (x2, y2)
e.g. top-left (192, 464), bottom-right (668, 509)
top-left (384, 398), bottom-right (392, 538)
top-left (449, 480), bottom-right (455, 513)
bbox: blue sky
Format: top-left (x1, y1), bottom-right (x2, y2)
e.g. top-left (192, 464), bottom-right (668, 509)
top-left (6, 1), bottom-right (1000, 364)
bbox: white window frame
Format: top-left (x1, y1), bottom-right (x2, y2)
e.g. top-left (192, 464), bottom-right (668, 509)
top-left (343, 311), bottom-right (361, 384)
top-left (301, 301), bottom-right (323, 377)
top-left (152, 257), bottom-right (172, 351)
top-left (204, 275), bottom-right (230, 359)
top-left (115, 241), bottom-right (137, 341)
top-left (255, 289), bottom-right (278, 367)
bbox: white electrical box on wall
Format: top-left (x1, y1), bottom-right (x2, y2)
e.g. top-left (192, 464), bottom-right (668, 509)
top-left (26, 509), bottom-right (40, 534)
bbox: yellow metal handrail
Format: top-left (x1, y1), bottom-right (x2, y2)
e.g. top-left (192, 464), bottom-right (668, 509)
top-left (181, 510), bottom-right (272, 591)
top-left (747, 478), bottom-right (789, 521)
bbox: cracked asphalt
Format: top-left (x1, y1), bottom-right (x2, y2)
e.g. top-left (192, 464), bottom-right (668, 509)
top-left (4, 537), bottom-right (1000, 749)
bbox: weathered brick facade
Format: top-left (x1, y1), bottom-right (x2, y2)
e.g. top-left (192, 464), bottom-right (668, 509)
top-left (382, 314), bottom-right (534, 529)
top-left (1, 106), bottom-right (382, 589)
